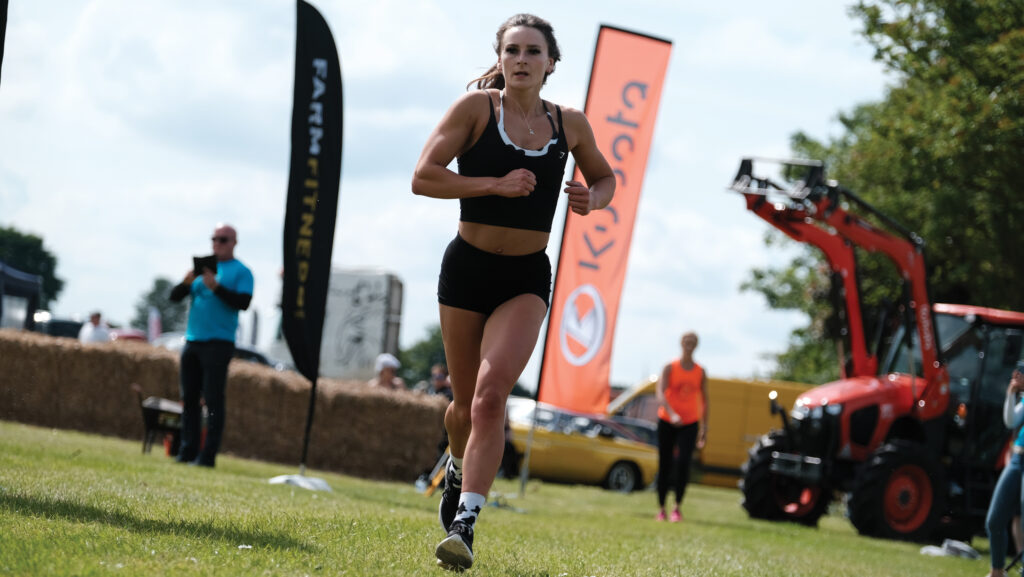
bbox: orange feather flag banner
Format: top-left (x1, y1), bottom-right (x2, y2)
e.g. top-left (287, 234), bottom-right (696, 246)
top-left (537, 26), bottom-right (672, 414)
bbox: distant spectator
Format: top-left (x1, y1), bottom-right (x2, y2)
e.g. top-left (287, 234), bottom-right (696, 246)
top-left (655, 330), bottom-right (709, 523)
top-left (418, 363), bottom-right (454, 483)
top-left (78, 311), bottom-right (110, 343)
top-left (430, 363), bottom-right (453, 401)
top-left (169, 223), bottom-right (254, 468)
top-left (413, 363), bottom-right (451, 395)
top-left (984, 367), bottom-right (1024, 577)
top-left (368, 353), bottom-right (406, 390)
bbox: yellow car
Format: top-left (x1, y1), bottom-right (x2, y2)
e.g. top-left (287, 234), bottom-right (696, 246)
top-left (506, 397), bottom-right (658, 492)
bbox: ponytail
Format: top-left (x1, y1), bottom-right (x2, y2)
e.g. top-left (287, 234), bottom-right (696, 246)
top-left (466, 64), bottom-right (505, 90)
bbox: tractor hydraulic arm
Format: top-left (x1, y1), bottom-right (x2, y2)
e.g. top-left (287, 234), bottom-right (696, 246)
top-left (742, 193), bottom-right (877, 378)
top-left (731, 158), bottom-right (948, 419)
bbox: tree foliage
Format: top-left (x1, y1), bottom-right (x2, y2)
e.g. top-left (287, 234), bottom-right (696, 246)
top-left (746, 0), bottom-right (1024, 383)
top-left (0, 226), bottom-right (64, 309)
top-left (130, 277), bottom-right (188, 333)
top-left (398, 324), bottom-right (446, 387)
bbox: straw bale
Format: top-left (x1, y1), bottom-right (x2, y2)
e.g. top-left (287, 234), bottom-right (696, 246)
top-left (220, 362), bottom-right (309, 464)
top-left (0, 329), bottom-right (447, 481)
top-left (0, 330), bottom-right (66, 428)
top-left (308, 381), bottom-right (448, 479)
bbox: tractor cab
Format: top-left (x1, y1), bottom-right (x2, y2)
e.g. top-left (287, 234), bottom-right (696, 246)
top-left (893, 305), bottom-right (1024, 528)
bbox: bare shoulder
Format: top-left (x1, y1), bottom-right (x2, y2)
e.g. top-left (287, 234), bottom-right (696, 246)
top-left (556, 105), bottom-right (596, 149)
top-left (430, 89), bottom-right (495, 156)
top-left (445, 89), bottom-right (495, 142)
top-left (556, 105), bottom-right (589, 130)
top-left (449, 89), bottom-right (495, 120)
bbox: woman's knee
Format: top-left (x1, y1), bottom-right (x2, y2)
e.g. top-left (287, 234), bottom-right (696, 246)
top-left (470, 387), bottom-right (508, 427)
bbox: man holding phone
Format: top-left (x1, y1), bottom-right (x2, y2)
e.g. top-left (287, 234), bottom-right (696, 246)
top-left (169, 223), bottom-right (254, 467)
top-left (983, 360), bottom-right (1024, 576)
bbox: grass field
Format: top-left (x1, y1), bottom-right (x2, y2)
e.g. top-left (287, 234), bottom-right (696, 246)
top-left (0, 420), bottom-right (990, 576)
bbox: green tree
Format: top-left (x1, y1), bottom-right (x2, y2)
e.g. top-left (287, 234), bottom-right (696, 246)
top-left (0, 226), bottom-right (64, 309)
top-left (398, 324), bottom-right (446, 386)
top-left (746, 0), bottom-right (1024, 383)
top-left (130, 278), bottom-right (187, 332)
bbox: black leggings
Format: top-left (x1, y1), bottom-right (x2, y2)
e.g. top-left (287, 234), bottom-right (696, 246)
top-left (657, 419), bottom-right (699, 507)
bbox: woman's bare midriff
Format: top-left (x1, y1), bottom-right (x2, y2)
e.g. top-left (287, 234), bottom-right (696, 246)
top-left (458, 221), bottom-right (549, 255)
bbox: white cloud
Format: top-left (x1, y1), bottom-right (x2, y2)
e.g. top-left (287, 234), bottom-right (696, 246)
top-left (348, 106), bottom-right (444, 132)
top-left (322, 0), bottom-right (463, 81)
top-left (0, 1), bottom-right (889, 391)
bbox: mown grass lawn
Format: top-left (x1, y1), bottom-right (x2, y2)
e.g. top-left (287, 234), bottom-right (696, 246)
top-left (0, 420), bottom-right (990, 576)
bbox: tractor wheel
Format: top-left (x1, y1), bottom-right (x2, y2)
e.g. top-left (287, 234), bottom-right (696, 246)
top-left (848, 440), bottom-right (945, 542)
top-left (740, 430), bottom-right (831, 527)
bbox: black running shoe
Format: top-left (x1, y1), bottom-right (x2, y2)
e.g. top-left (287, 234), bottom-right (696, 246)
top-left (438, 463), bottom-right (461, 532)
top-left (435, 520), bottom-right (474, 570)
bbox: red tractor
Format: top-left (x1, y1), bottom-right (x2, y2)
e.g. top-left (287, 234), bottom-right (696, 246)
top-left (733, 158), bottom-right (1024, 542)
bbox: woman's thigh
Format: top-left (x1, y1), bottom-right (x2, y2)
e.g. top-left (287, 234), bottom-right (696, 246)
top-left (657, 420), bottom-right (676, 463)
top-left (476, 294), bottom-right (547, 397)
top-left (438, 304), bottom-right (487, 406)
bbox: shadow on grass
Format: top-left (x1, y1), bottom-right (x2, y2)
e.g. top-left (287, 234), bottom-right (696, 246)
top-left (0, 492), bottom-right (314, 551)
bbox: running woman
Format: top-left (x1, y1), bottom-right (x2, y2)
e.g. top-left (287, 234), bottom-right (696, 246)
top-left (411, 13), bottom-right (615, 570)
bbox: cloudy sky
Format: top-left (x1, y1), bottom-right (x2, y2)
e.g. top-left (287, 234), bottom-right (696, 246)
top-left (0, 1), bottom-right (891, 391)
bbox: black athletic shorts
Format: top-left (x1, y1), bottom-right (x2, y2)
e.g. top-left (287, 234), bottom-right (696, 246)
top-left (437, 234), bottom-right (551, 315)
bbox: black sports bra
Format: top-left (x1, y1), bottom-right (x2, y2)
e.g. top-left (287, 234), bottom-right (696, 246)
top-left (457, 91), bottom-right (569, 233)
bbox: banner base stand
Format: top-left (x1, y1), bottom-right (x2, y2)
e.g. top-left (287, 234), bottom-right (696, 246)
top-left (269, 474), bottom-right (332, 492)
top-left (487, 492), bottom-right (526, 514)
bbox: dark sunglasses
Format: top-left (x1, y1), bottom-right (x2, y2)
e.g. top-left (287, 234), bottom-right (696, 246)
top-left (212, 236), bottom-right (233, 243)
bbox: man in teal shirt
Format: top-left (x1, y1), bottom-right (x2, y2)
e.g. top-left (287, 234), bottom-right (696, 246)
top-left (170, 223), bottom-right (254, 467)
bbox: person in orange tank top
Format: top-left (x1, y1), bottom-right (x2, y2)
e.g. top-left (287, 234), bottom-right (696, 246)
top-left (654, 331), bottom-right (708, 522)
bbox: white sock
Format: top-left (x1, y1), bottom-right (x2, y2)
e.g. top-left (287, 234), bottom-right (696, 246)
top-left (449, 456), bottom-right (464, 483)
top-left (454, 492), bottom-right (485, 527)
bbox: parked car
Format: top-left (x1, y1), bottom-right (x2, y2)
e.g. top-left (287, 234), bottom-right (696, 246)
top-left (506, 396), bottom-right (658, 492)
top-left (153, 332), bottom-right (290, 371)
top-left (108, 328), bottom-right (147, 342)
top-left (151, 332), bottom-right (187, 350)
top-left (31, 311), bottom-right (83, 338)
top-left (32, 312), bottom-right (148, 343)
top-left (231, 344), bottom-right (290, 371)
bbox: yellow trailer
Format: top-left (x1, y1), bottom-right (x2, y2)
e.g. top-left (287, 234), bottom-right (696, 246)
top-left (606, 376), bottom-right (811, 488)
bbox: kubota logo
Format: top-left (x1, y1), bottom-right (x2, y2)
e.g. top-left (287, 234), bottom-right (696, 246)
top-left (559, 284), bottom-right (606, 366)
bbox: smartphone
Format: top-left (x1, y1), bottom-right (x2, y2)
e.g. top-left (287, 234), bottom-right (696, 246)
top-left (1016, 360), bottom-right (1024, 374)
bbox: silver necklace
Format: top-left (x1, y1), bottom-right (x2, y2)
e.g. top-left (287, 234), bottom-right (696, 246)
top-left (505, 92), bottom-right (537, 135)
